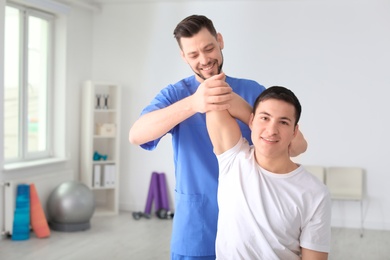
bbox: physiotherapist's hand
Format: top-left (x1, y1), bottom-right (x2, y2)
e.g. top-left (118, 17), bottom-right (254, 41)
top-left (289, 128), bottom-right (308, 157)
top-left (191, 73), bottom-right (233, 113)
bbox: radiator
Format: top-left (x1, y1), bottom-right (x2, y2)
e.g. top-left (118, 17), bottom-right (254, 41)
top-left (2, 170), bottom-right (73, 236)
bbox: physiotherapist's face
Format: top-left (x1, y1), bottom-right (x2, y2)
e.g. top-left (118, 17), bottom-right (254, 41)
top-left (180, 27), bottom-right (224, 82)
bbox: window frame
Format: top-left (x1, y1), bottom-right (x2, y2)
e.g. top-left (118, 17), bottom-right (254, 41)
top-left (4, 2), bottom-right (55, 164)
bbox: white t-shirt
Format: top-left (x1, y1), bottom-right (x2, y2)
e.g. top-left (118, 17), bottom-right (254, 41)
top-left (216, 137), bottom-right (331, 260)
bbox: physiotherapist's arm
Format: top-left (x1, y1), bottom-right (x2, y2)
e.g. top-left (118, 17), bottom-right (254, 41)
top-left (289, 127), bottom-right (308, 157)
top-left (129, 74), bottom-right (233, 145)
top-left (227, 92), bottom-right (252, 125)
top-left (129, 96), bottom-right (197, 145)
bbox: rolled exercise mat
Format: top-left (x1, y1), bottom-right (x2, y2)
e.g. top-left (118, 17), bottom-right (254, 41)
top-left (30, 183), bottom-right (50, 238)
top-left (143, 172), bottom-right (160, 216)
top-left (158, 173), bottom-right (169, 211)
top-left (12, 184), bottom-right (30, 241)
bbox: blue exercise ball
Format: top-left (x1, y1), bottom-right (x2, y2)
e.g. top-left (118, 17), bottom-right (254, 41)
top-left (47, 180), bottom-right (95, 232)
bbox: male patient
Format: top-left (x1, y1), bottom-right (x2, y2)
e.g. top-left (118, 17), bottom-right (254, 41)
top-left (206, 74), bottom-right (331, 260)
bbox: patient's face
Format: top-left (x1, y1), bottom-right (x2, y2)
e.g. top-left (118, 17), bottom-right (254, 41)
top-left (250, 99), bottom-right (297, 159)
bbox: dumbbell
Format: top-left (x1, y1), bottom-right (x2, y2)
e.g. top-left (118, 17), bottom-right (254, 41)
top-left (132, 211), bottom-right (151, 220)
top-left (156, 208), bottom-right (174, 219)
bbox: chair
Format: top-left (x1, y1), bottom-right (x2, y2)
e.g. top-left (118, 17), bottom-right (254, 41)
top-left (326, 167), bottom-right (364, 237)
top-left (303, 165), bottom-right (325, 183)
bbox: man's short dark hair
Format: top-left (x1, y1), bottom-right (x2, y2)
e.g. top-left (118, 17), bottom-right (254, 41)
top-left (252, 86), bottom-right (302, 125)
top-left (173, 15), bottom-right (217, 49)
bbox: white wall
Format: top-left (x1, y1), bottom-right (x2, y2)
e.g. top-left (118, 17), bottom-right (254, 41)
top-left (0, 0), bottom-right (6, 234)
top-left (66, 4), bottom-right (94, 178)
top-left (90, 0), bottom-right (390, 230)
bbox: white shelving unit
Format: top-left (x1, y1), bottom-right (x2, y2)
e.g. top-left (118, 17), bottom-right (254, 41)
top-left (80, 80), bottom-right (120, 216)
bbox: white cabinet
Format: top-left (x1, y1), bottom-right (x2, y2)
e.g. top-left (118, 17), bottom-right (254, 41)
top-left (80, 81), bottom-right (120, 216)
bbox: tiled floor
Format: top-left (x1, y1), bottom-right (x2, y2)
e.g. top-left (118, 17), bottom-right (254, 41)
top-left (0, 212), bottom-right (389, 259)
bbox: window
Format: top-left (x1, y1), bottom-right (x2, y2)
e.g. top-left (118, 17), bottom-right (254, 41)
top-left (4, 3), bottom-right (54, 163)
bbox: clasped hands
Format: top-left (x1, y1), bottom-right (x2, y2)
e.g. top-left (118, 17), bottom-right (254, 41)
top-left (192, 73), bottom-right (233, 114)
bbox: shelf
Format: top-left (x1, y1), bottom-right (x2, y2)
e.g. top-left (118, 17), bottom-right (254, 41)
top-left (81, 80), bottom-right (120, 216)
top-left (93, 160), bottom-right (116, 164)
top-left (94, 109), bottom-right (116, 113)
top-left (91, 186), bottom-right (116, 191)
top-left (93, 135), bottom-right (116, 139)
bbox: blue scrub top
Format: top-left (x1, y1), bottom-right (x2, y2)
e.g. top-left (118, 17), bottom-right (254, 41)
top-left (140, 75), bottom-right (265, 256)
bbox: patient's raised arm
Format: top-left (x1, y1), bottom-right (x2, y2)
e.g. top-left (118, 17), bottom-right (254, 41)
top-left (206, 92), bottom-right (251, 155)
